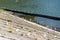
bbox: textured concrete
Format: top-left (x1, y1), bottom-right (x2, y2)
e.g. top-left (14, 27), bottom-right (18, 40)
top-left (0, 10), bottom-right (60, 40)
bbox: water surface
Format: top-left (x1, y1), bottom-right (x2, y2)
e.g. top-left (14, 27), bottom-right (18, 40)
top-left (0, 0), bottom-right (60, 28)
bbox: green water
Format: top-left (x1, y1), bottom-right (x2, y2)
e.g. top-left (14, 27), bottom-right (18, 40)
top-left (0, 0), bottom-right (37, 13)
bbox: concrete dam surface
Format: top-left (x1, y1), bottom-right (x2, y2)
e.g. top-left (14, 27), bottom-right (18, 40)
top-left (0, 10), bottom-right (60, 40)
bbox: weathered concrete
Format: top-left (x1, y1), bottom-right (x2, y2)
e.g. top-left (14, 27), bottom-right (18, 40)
top-left (0, 10), bottom-right (60, 40)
